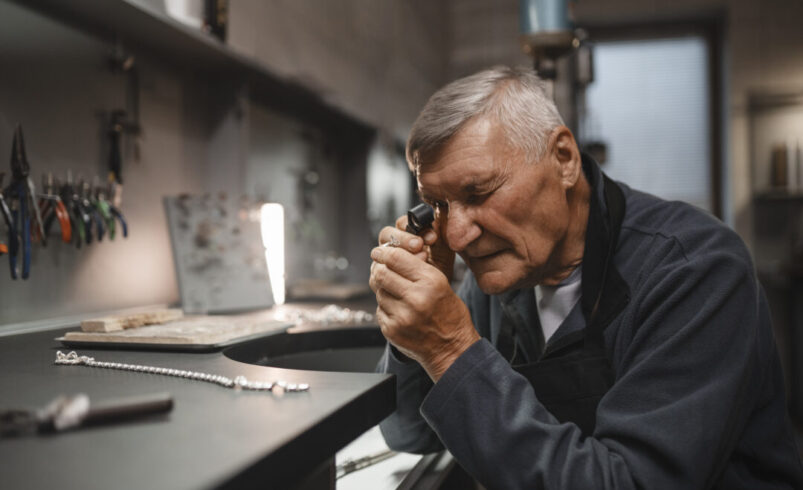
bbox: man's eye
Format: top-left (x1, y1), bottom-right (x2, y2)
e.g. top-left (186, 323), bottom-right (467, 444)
top-left (433, 200), bottom-right (449, 212)
top-left (465, 193), bottom-right (488, 205)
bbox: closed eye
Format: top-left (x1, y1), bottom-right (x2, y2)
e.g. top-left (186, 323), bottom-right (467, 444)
top-left (465, 192), bottom-right (490, 205)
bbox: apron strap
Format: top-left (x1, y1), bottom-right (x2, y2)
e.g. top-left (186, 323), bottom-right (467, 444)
top-left (583, 173), bottom-right (628, 345)
top-left (498, 288), bottom-right (544, 363)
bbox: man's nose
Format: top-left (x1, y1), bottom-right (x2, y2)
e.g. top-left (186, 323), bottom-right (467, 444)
top-left (444, 204), bottom-right (481, 252)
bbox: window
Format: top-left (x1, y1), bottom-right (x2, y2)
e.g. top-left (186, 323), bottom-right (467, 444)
top-left (582, 34), bottom-right (715, 213)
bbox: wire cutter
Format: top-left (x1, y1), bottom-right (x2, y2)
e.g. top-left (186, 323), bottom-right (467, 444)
top-left (110, 204), bottom-right (128, 238)
top-left (38, 173), bottom-right (72, 244)
top-left (80, 180), bottom-right (105, 242)
top-left (4, 125), bottom-right (46, 279)
top-left (0, 173), bottom-right (12, 255)
top-left (0, 173), bottom-right (13, 232)
top-left (59, 177), bottom-right (88, 248)
top-left (95, 181), bottom-right (128, 239)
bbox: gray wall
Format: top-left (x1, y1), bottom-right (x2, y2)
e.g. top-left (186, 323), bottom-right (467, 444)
top-left (226, 0), bottom-right (450, 141)
top-left (0, 1), bottom-right (204, 326)
top-left (0, 0), bottom-right (449, 328)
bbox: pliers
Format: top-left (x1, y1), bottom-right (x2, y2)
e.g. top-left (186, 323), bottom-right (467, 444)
top-left (94, 181), bottom-right (128, 240)
top-left (110, 205), bottom-right (128, 238)
top-left (4, 125), bottom-right (46, 279)
top-left (38, 173), bottom-right (71, 244)
top-left (0, 174), bottom-right (13, 232)
top-left (80, 180), bottom-right (105, 242)
top-left (60, 177), bottom-right (90, 248)
top-left (0, 173), bottom-right (12, 256)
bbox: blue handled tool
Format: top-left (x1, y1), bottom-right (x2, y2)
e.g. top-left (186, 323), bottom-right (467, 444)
top-left (4, 125), bottom-right (45, 279)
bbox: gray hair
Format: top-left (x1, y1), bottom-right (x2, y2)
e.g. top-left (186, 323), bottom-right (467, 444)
top-left (406, 66), bottom-right (564, 171)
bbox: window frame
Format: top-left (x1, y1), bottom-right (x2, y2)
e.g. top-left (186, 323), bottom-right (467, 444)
top-left (581, 17), bottom-right (725, 218)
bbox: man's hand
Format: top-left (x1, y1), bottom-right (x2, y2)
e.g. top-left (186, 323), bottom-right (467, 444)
top-left (370, 217), bottom-right (480, 382)
top-left (391, 214), bottom-right (456, 281)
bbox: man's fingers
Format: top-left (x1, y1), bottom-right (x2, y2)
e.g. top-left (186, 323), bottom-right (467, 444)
top-left (375, 305), bottom-right (390, 331)
top-left (369, 261), bottom-right (410, 299)
top-left (375, 297), bottom-right (415, 345)
top-left (374, 288), bottom-right (407, 317)
top-left (378, 225), bottom-right (424, 253)
top-left (375, 305), bottom-right (402, 343)
top-left (371, 245), bottom-right (436, 282)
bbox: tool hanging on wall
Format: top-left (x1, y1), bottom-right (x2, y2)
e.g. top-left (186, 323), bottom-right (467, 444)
top-left (3, 125), bottom-right (47, 279)
top-left (0, 123), bottom-right (131, 279)
top-left (108, 41), bottom-right (142, 209)
top-left (108, 109), bottom-right (126, 186)
top-left (0, 172), bottom-right (12, 256)
top-left (80, 179), bottom-right (105, 242)
top-left (93, 178), bottom-right (128, 240)
top-left (60, 171), bottom-right (91, 247)
top-left (38, 173), bottom-right (71, 245)
top-left (106, 108), bottom-right (143, 209)
top-left (51, 175), bottom-right (129, 249)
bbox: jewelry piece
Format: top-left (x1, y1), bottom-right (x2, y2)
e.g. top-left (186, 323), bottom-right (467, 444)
top-left (54, 351), bottom-right (309, 393)
top-left (381, 234), bottom-right (401, 248)
top-left (273, 304), bottom-right (373, 326)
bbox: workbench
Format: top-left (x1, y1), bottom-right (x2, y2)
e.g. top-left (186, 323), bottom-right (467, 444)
top-left (0, 324), bottom-right (395, 489)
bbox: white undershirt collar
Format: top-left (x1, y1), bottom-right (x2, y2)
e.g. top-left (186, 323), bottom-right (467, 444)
top-left (534, 266), bottom-right (583, 344)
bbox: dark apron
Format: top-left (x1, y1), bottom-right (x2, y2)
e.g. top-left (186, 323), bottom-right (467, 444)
top-left (512, 318), bottom-right (614, 436)
top-left (498, 171), bottom-right (628, 438)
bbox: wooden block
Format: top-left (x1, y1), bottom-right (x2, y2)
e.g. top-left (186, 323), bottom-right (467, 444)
top-left (81, 309), bottom-right (185, 333)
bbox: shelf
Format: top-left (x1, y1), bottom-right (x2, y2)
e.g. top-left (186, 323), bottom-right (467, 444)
top-left (748, 91), bottom-right (803, 113)
top-left (757, 261), bottom-right (803, 283)
top-left (14, 0), bottom-right (371, 138)
top-left (754, 189), bottom-right (803, 202)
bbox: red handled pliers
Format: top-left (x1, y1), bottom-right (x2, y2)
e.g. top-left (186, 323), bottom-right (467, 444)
top-left (38, 174), bottom-right (71, 244)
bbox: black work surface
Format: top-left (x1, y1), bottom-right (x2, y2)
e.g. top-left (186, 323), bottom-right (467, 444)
top-left (0, 327), bottom-right (395, 490)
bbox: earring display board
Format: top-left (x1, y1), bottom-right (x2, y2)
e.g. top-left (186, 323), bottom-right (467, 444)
top-left (164, 194), bottom-right (274, 314)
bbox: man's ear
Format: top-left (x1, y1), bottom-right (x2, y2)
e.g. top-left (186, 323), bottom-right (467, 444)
top-left (547, 126), bottom-right (582, 188)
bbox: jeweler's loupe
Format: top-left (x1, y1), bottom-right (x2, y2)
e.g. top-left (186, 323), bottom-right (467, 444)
top-left (406, 203), bottom-right (435, 235)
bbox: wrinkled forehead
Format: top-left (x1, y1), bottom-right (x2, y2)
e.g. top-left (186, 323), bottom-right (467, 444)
top-left (415, 130), bottom-right (520, 201)
top-left (416, 168), bottom-right (492, 202)
top-left (409, 116), bottom-right (496, 174)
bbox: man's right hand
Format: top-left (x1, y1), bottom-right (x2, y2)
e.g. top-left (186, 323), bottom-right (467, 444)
top-left (369, 214), bottom-right (479, 382)
top-left (381, 214), bottom-right (455, 279)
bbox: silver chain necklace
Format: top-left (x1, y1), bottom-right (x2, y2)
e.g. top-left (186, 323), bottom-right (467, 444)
top-left (55, 351), bottom-right (309, 393)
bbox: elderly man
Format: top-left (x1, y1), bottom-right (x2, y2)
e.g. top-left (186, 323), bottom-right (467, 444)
top-left (368, 66), bottom-right (803, 489)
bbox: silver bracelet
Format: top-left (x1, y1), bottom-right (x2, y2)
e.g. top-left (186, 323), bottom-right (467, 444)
top-left (54, 351), bottom-right (309, 393)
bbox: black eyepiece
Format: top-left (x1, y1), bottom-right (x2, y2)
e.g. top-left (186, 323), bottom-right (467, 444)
top-left (406, 203), bottom-right (435, 235)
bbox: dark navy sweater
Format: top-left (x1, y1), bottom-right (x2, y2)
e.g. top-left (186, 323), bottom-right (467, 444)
top-left (378, 161), bottom-right (803, 489)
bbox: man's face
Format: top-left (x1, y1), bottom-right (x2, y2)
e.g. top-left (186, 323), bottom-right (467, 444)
top-left (417, 118), bottom-right (575, 294)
